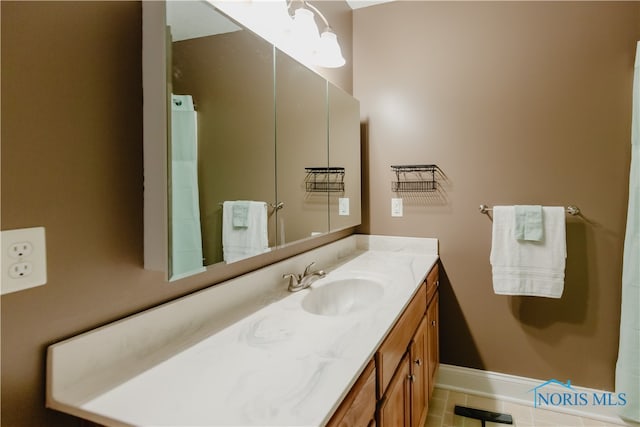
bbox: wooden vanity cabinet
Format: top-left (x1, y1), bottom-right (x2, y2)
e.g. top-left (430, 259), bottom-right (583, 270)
top-left (327, 263), bottom-right (439, 427)
top-left (327, 360), bottom-right (377, 427)
top-left (376, 283), bottom-right (427, 399)
top-left (376, 263), bottom-right (440, 427)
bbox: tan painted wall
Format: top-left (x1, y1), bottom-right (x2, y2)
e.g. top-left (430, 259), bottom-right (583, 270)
top-left (0, 1), bottom-right (353, 426)
top-left (354, 1), bottom-right (640, 390)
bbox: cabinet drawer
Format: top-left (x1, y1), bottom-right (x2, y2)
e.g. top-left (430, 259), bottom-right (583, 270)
top-left (327, 360), bottom-right (376, 427)
top-left (426, 263), bottom-right (439, 305)
top-left (376, 283), bottom-right (427, 398)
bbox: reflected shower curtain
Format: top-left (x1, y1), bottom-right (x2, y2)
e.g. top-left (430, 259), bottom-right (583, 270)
top-left (615, 41), bottom-right (640, 423)
top-left (170, 94), bottom-right (205, 279)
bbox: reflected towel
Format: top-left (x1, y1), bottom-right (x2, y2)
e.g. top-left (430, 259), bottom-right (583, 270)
top-left (223, 201), bottom-right (269, 263)
top-left (514, 205), bottom-right (543, 241)
top-left (232, 202), bottom-right (250, 228)
top-left (490, 206), bottom-right (566, 298)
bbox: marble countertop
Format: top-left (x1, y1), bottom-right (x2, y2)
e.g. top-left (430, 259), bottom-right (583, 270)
top-left (47, 235), bottom-right (438, 426)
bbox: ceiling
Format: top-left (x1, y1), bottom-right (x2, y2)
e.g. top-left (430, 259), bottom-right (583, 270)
top-left (168, 0), bottom-right (396, 42)
top-left (167, 1), bottom-right (241, 41)
top-left (345, 0), bottom-right (395, 9)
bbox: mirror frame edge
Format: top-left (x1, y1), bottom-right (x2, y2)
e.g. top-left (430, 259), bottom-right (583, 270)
top-left (143, 1), bottom-right (169, 279)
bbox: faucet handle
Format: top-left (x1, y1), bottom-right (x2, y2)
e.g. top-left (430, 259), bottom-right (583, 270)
top-left (284, 273), bottom-right (303, 292)
top-left (283, 273), bottom-right (300, 288)
top-left (303, 262), bottom-right (316, 276)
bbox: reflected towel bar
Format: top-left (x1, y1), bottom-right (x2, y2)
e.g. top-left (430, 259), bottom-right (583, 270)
top-left (218, 202), bottom-right (284, 211)
top-left (479, 204), bottom-right (580, 216)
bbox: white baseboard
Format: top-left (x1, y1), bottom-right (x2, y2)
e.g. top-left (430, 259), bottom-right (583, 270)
top-left (435, 364), bottom-right (638, 426)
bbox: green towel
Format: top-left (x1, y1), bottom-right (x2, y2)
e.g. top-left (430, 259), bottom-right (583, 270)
top-left (514, 205), bottom-right (543, 241)
top-left (232, 202), bottom-right (250, 228)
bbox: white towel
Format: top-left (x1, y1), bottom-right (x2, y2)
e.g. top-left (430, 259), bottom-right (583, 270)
top-left (222, 201), bottom-right (270, 263)
top-left (490, 206), bottom-right (567, 298)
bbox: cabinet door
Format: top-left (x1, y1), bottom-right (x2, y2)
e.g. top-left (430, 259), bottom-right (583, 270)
top-left (427, 292), bottom-right (439, 399)
top-left (378, 354), bottom-right (411, 427)
top-left (409, 317), bottom-right (428, 427)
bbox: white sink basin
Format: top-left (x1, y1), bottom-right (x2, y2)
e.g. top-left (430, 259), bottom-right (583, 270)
top-left (301, 278), bottom-right (384, 316)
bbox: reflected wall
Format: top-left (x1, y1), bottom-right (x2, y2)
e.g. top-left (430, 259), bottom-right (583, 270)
top-left (275, 49), bottom-right (329, 245)
top-left (163, 1), bottom-right (361, 280)
top-left (172, 30), bottom-right (276, 265)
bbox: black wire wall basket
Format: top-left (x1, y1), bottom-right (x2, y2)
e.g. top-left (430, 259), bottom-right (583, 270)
top-left (391, 164), bottom-right (440, 192)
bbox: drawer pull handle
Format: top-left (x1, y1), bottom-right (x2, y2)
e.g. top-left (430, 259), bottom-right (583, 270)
top-left (414, 359), bottom-right (422, 366)
top-left (431, 320), bottom-right (437, 326)
top-left (408, 374), bottom-right (416, 382)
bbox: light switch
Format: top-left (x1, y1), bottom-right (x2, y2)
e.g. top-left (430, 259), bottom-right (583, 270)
top-left (338, 198), bottom-right (350, 216)
top-left (391, 198), bottom-right (403, 217)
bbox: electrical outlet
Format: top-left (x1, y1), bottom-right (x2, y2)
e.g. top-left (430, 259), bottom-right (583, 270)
top-left (391, 198), bottom-right (403, 217)
top-left (1, 227), bottom-right (47, 295)
top-left (9, 262), bottom-right (33, 279)
top-left (9, 241), bottom-right (33, 258)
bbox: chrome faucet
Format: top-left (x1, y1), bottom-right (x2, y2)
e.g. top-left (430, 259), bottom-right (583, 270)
top-left (283, 262), bottom-right (326, 292)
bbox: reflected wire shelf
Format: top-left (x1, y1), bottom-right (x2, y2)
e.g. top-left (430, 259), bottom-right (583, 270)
top-left (305, 167), bottom-right (345, 193)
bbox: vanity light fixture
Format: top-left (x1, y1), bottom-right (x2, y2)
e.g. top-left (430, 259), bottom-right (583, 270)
top-left (287, 0), bottom-right (346, 68)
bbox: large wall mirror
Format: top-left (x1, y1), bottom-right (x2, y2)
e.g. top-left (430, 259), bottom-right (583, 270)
top-left (144, 1), bottom-right (361, 281)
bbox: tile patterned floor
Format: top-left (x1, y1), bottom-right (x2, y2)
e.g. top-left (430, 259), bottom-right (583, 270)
top-left (425, 388), bottom-right (621, 427)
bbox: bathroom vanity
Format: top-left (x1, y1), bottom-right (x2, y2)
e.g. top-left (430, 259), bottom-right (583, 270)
top-left (46, 235), bottom-right (439, 426)
top-left (327, 262), bottom-right (439, 427)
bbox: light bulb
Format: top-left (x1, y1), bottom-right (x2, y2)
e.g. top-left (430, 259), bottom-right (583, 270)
top-left (292, 8), bottom-right (320, 47)
top-left (316, 29), bottom-right (345, 68)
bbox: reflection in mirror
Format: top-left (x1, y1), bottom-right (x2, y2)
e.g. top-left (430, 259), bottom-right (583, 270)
top-left (155, 1), bottom-right (362, 281)
top-left (329, 83), bottom-right (361, 231)
top-left (168, 1), bottom-right (276, 278)
top-left (275, 48), bottom-right (329, 244)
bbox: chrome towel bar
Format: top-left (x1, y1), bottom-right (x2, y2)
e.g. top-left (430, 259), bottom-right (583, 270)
top-left (479, 204), bottom-right (580, 216)
top-left (218, 201), bottom-right (284, 211)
